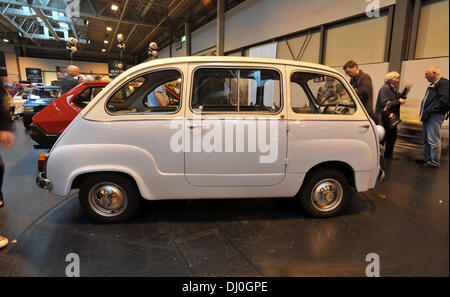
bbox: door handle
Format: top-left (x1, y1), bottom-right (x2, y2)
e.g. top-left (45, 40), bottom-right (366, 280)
top-left (359, 124), bottom-right (370, 129)
top-left (188, 124), bottom-right (204, 129)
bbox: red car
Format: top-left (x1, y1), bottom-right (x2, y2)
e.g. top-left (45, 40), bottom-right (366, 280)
top-left (30, 82), bottom-right (108, 149)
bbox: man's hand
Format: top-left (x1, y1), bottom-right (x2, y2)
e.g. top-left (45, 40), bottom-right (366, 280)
top-left (0, 131), bottom-right (15, 149)
top-left (399, 99), bottom-right (406, 104)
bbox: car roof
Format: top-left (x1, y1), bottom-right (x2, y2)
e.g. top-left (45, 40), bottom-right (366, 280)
top-left (33, 85), bottom-right (61, 89)
top-left (81, 82), bottom-right (109, 85)
top-left (135, 56), bottom-right (338, 73)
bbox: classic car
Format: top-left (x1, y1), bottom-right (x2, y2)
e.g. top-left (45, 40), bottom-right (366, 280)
top-left (30, 82), bottom-right (109, 149)
top-left (36, 56), bottom-right (384, 223)
top-left (22, 86), bottom-right (62, 129)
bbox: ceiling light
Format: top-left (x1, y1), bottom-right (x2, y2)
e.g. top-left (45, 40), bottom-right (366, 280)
top-left (104, 40), bottom-right (109, 44)
top-left (106, 26), bottom-right (112, 31)
top-left (2, 38), bottom-right (10, 43)
top-left (101, 49), bottom-right (106, 52)
top-left (111, 4), bottom-right (119, 11)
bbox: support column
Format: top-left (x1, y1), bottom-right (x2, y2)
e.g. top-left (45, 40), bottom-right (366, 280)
top-left (388, 0), bottom-right (413, 73)
top-left (407, 0), bottom-right (421, 60)
top-left (185, 20), bottom-right (191, 56)
top-left (216, 0), bottom-right (224, 56)
top-left (319, 25), bottom-right (326, 64)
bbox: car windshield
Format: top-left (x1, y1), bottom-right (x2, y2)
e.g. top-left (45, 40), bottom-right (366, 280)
top-left (30, 88), bottom-right (61, 100)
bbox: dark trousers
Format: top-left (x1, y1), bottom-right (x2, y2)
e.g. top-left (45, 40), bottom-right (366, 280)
top-left (381, 126), bottom-right (398, 158)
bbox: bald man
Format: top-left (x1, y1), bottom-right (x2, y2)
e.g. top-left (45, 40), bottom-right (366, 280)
top-left (60, 65), bottom-right (80, 94)
top-left (417, 66), bottom-right (449, 168)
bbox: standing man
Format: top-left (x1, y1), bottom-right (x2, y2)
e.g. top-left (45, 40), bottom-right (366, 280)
top-left (60, 65), bottom-right (80, 94)
top-left (343, 60), bottom-right (375, 120)
top-left (417, 66), bottom-right (449, 168)
top-left (0, 79), bottom-right (16, 249)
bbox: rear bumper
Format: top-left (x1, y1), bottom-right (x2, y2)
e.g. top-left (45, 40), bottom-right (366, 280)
top-left (30, 123), bottom-right (59, 149)
top-left (36, 172), bottom-right (52, 190)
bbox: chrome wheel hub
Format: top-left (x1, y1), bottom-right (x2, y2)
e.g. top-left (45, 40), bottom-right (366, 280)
top-left (89, 183), bottom-right (127, 217)
top-left (310, 178), bottom-right (343, 212)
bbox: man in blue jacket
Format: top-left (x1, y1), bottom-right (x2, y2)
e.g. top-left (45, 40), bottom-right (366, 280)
top-left (418, 66), bottom-right (449, 168)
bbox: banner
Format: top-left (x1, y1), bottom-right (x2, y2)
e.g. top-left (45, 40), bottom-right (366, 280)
top-left (108, 61), bottom-right (126, 78)
top-left (26, 67), bottom-right (42, 83)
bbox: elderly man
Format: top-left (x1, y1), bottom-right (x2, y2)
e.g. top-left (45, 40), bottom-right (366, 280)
top-left (60, 65), bottom-right (80, 94)
top-left (417, 66), bottom-right (449, 168)
top-left (343, 60), bottom-right (375, 120)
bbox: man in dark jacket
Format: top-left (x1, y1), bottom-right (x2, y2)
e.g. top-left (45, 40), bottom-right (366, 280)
top-left (0, 79), bottom-right (15, 249)
top-left (60, 65), bottom-right (80, 94)
top-left (418, 66), bottom-right (449, 168)
top-left (343, 60), bottom-right (375, 119)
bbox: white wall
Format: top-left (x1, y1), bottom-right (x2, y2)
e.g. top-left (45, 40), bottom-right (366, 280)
top-left (400, 57), bottom-right (449, 127)
top-left (277, 32), bottom-right (321, 63)
top-left (325, 14), bottom-right (388, 66)
top-left (161, 0), bottom-right (396, 56)
top-left (18, 57), bottom-right (108, 81)
top-left (224, 0), bottom-right (394, 53)
top-left (415, 0), bottom-right (449, 59)
top-left (0, 44), bottom-right (20, 83)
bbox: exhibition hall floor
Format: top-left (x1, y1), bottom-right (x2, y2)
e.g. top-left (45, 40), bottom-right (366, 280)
top-left (0, 120), bottom-right (448, 277)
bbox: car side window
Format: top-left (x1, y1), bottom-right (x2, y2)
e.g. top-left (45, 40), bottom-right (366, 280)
top-left (291, 72), bottom-right (356, 115)
top-left (106, 69), bottom-right (182, 114)
top-left (192, 68), bottom-right (281, 113)
top-left (30, 88), bottom-right (61, 100)
top-left (72, 87), bottom-right (104, 108)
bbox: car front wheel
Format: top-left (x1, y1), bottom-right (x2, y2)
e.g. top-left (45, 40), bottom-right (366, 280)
top-left (298, 168), bottom-right (350, 217)
top-left (79, 173), bottom-right (141, 223)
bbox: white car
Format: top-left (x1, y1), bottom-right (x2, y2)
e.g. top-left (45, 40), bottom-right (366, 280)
top-left (13, 91), bottom-right (28, 116)
top-left (36, 56), bottom-right (385, 222)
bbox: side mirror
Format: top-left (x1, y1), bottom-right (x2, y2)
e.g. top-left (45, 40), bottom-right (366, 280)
top-left (22, 93), bottom-right (28, 99)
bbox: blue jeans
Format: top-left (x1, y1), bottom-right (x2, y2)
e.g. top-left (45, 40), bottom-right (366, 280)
top-left (422, 113), bottom-right (445, 167)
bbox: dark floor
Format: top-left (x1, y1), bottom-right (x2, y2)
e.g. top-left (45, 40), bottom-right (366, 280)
top-left (0, 119), bottom-right (448, 277)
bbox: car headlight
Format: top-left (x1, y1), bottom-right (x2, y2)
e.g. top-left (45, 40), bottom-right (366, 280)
top-left (376, 125), bottom-right (385, 142)
top-left (23, 106), bottom-right (35, 112)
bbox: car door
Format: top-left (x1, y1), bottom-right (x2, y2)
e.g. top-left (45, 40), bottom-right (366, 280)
top-left (184, 64), bottom-right (288, 187)
top-left (286, 67), bottom-right (379, 190)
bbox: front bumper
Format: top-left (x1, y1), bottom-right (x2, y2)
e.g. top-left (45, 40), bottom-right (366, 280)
top-left (30, 123), bottom-right (59, 149)
top-left (36, 172), bottom-right (52, 190)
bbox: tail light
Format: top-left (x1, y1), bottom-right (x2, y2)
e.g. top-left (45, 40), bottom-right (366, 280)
top-left (38, 153), bottom-right (49, 172)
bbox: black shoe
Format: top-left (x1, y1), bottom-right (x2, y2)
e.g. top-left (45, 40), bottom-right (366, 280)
top-left (415, 159), bottom-right (425, 163)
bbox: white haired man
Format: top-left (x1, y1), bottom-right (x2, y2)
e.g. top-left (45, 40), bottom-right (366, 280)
top-left (375, 71), bottom-right (413, 159)
top-left (417, 66), bottom-right (449, 168)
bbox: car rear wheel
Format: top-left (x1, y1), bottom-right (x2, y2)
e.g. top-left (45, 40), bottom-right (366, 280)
top-left (79, 173), bottom-right (141, 223)
top-left (298, 168), bottom-right (349, 217)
